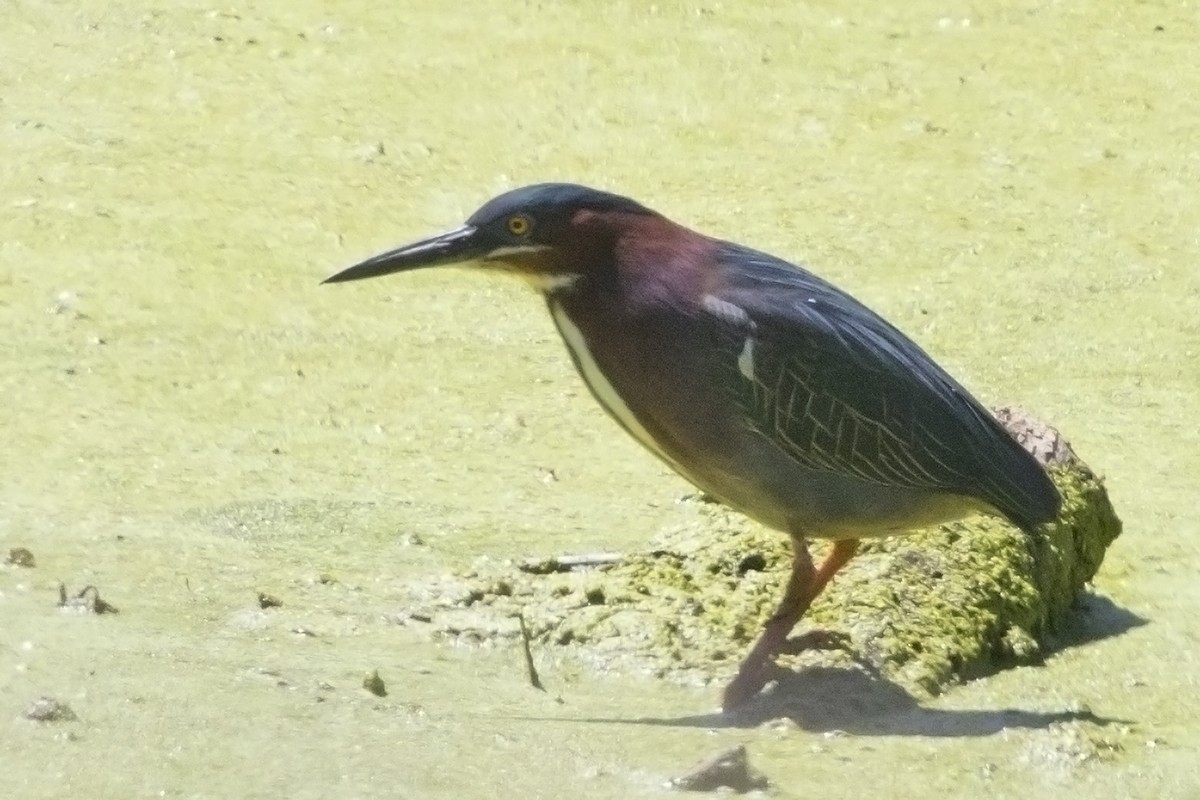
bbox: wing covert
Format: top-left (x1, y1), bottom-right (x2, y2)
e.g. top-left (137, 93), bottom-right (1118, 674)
top-left (702, 242), bottom-right (1059, 528)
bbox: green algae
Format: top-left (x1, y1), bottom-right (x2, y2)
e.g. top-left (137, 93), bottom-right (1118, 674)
top-left (403, 417), bottom-right (1120, 696)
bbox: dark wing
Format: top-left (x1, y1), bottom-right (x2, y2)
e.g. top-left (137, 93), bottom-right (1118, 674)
top-left (705, 242), bottom-right (1060, 530)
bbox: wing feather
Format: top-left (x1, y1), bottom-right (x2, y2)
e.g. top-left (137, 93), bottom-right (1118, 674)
top-left (704, 242), bottom-right (1059, 529)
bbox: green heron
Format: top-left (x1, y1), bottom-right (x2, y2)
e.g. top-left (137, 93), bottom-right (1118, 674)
top-left (324, 183), bottom-right (1061, 710)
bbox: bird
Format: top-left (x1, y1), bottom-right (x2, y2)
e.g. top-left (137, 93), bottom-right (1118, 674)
top-left (323, 183), bottom-right (1061, 711)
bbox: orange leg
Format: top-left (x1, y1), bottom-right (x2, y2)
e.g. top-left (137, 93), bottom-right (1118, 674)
top-left (721, 538), bottom-right (860, 711)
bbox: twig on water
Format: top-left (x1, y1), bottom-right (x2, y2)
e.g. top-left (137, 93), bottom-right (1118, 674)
top-left (517, 611), bottom-right (546, 692)
top-left (517, 552), bottom-right (624, 574)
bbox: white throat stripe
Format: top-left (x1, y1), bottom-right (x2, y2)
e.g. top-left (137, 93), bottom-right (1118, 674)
top-left (484, 244), bottom-right (553, 259)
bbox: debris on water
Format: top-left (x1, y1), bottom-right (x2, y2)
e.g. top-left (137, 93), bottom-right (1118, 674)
top-left (1020, 720), bottom-right (1126, 770)
top-left (392, 609), bottom-right (434, 625)
top-left (249, 666), bottom-right (292, 688)
top-left (363, 669), bottom-right (387, 697)
top-left (518, 552), bottom-right (624, 574)
top-left (57, 584), bottom-right (119, 614)
top-left (669, 744), bottom-right (769, 793)
top-left (257, 591), bottom-right (283, 609)
top-left (6, 547), bottom-right (36, 567)
top-left (24, 696), bottom-right (78, 723)
top-left (48, 290), bottom-right (86, 318)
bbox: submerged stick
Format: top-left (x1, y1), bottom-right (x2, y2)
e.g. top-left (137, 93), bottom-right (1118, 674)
top-left (517, 611), bottom-right (546, 691)
top-left (518, 552), bottom-right (624, 574)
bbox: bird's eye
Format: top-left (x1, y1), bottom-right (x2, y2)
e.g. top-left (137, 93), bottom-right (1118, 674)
top-left (506, 216), bottom-right (531, 236)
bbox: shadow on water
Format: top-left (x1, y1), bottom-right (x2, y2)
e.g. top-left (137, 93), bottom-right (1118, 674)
top-left (496, 666), bottom-right (1132, 736)
top-left (1050, 592), bottom-right (1148, 654)
top-left (500, 592), bottom-right (1143, 737)
top-left (596, 666), bottom-right (1130, 736)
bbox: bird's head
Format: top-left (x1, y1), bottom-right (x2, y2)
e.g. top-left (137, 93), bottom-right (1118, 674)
top-left (323, 183), bottom-right (661, 292)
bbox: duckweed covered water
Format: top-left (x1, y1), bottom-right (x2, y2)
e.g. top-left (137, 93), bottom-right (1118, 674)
top-left (4, 1), bottom-right (1196, 797)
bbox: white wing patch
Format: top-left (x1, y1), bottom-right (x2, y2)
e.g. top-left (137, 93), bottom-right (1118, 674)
top-left (737, 337), bottom-right (756, 380)
top-left (702, 294), bottom-right (757, 383)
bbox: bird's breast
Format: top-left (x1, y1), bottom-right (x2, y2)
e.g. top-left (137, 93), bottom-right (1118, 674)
top-left (545, 294), bottom-right (770, 512)
top-left (547, 299), bottom-right (692, 478)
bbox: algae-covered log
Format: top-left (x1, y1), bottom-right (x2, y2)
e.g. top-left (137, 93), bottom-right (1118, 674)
top-left (401, 410), bottom-right (1121, 696)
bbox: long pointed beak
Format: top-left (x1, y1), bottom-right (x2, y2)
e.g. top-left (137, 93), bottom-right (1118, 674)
top-left (322, 225), bottom-right (484, 284)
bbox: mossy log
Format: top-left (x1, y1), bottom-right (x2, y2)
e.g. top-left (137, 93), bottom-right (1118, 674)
top-left (403, 408), bottom-right (1121, 696)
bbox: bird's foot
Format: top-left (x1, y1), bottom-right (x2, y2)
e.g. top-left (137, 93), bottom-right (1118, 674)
top-left (721, 660), bottom-right (780, 712)
top-left (722, 629), bottom-right (854, 710)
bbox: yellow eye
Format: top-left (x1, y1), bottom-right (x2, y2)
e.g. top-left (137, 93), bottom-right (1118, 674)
top-left (507, 216), bottom-right (531, 236)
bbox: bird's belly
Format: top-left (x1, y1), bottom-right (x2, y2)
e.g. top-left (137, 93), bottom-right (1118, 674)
top-left (548, 300), bottom-right (984, 539)
top-left (692, 435), bottom-right (987, 539)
